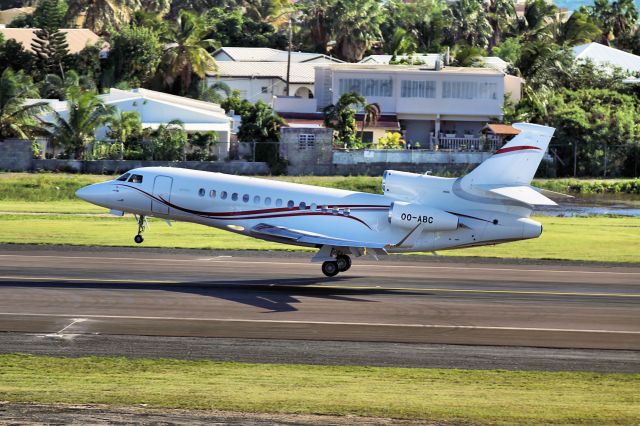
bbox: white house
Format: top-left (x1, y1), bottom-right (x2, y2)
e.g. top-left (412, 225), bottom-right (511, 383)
top-left (207, 47), bottom-right (343, 103)
top-left (43, 88), bottom-right (233, 158)
top-left (572, 42), bottom-right (640, 75)
top-left (275, 63), bottom-right (523, 149)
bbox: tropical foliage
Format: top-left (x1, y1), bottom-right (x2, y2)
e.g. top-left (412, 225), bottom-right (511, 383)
top-left (323, 92), bottom-right (366, 148)
top-left (0, 69), bottom-right (49, 140)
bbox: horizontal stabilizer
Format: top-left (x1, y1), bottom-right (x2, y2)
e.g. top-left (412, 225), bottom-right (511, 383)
top-left (250, 223), bottom-right (387, 249)
top-left (482, 185), bottom-right (557, 206)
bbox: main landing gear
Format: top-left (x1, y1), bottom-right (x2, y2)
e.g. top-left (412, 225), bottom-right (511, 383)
top-left (321, 254), bottom-right (351, 277)
top-left (134, 214), bottom-right (146, 244)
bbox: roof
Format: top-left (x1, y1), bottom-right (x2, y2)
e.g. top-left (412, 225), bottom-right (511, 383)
top-left (318, 63), bottom-right (505, 76)
top-left (572, 42), bottom-right (640, 74)
top-left (0, 28), bottom-right (106, 53)
top-left (359, 54), bottom-right (440, 65)
top-left (483, 124), bottom-right (521, 136)
top-left (210, 61), bottom-right (318, 83)
top-left (0, 7), bottom-right (34, 24)
top-left (213, 47), bottom-right (343, 63)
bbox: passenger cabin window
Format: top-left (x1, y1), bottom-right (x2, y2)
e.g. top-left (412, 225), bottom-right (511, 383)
top-left (232, 193), bottom-right (238, 201)
top-left (116, 173), bottom-right (131, 181)
top-left (198, 188), bottom-right (205, 197)
top-left (254, 195), bottom-right (261, 204)
top-left (265, 197), bottom-right (272, 206)
top-left (221, 191), bottom-right (228, 200)
top-left (276, 199), bottom-right (283, 207)
top-left (299, 202), bottom-right (306, 210)
top-left (209, 190), bottom-right (216, 198)
top-left (128, 174), bottom-right (143, 183)
top-left (242, 194), bottom-right (249, 203)
top-left (287, 200), bottom-right (295, 208)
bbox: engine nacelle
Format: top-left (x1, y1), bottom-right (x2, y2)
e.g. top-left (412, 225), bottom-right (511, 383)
top-left (388, 201), bottom-right (459, 231)
top-left (382, 170), bottom-right (423, 201)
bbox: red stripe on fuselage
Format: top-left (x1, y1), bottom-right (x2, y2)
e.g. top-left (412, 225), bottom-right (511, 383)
top-left (494, 145), bottom-right (541, 155)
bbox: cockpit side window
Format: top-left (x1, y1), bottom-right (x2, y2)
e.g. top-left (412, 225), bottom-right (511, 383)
top-left (116, 173), bottom-right (131, 181)
top-left (128, 174), bottom-right (143, 183)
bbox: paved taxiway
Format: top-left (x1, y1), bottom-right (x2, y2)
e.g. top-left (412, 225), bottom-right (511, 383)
top-left (0, 245), bottom-right (638, 371)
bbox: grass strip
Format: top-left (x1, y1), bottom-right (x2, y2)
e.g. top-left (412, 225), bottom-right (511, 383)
top-left (0, 214), bottom-right (637, 263)
top-left (0, 354), bottom-right (638, 425)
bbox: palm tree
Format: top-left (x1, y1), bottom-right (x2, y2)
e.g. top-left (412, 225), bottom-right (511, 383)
top-left (0, 68), bottom-right (50, 140)
top-left (193, 80), bottom-right (232, 104)
top-left (516, 0), bottom-right (560, 44)
top-left (487, 0), bottom-right (516, 50)
top-left (452, 45), bottom-right (487, 67)
top-left (296, 0), bottom-right (335, 54)
top-left (323, 91), bottom-right (365, 148)
top-left (590, 0), bottom-right (639, 47)
top-left (39, 70), bottom-right (96, 100)
top-left (360, 102), bottom-right (380, 145)
top-left (106, 110), bottom-right (143, 160)
top-left (158, 11), bottom-right (218, 94)
top-left (47, 88), bottom-right (115, 158)
top-left (330, 0), bottom-right (383, 62)
top-left (559, 8), bottom-right (602, 46)
top-left (65, 0), bottom-right (140, 34)
top-left (449, 0), bottom-right (493, 49)
top-left (386, 28), bottom-right (418, 57)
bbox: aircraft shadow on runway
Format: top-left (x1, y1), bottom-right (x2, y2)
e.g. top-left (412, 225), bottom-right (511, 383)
top-left (1, 278), bottom-right (431, 313)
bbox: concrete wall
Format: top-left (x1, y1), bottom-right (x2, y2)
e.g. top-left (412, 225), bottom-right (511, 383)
top-left (30, 160), bottom-right (270, 175)
top-left (280, 127), bottom-right (334, 175)
top-left (298, 163), bottom-right (478, 176)
top-left (0, 139), bottom-right (33, 171)
top-left (333, 150), bottom-right (492, 165)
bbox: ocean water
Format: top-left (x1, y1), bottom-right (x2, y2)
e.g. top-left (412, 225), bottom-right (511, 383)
top-left (554, 0), bottom-right (640, 11)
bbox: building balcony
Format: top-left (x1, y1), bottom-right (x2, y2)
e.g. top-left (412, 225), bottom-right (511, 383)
top-left (429, 134), bottom-right (502, 152)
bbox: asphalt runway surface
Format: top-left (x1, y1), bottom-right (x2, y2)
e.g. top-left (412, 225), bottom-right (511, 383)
top-left (0, 245), bottom-right (639, 372)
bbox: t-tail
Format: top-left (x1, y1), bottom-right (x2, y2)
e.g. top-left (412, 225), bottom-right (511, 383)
top-left (460, 123), bottom-right (557, 207)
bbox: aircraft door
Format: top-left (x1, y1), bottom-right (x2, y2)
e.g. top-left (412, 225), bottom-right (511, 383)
top-left (152, 176), bottom-right (173, 215)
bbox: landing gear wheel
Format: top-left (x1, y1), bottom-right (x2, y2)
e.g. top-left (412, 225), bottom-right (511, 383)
top-left (336, 254), bottom-right (351, 272)
top-left (134, 214), bottom-right (146, 244)
top-left (321, 261), bottom-right (339, 277)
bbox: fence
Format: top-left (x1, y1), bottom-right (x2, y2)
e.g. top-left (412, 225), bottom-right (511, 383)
top-left (548, 142), bottom-right (640, 178)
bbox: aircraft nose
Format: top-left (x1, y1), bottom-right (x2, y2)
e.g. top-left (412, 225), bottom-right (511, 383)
top-left (76, 183), bottom-right (107, 205)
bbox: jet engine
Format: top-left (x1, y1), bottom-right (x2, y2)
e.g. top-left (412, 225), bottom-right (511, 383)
top-left (381, 170), bottom-right (423, 201)
top-left (388, 201), bottom-right (459, 231)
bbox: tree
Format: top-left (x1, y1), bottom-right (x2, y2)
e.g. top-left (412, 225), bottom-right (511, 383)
top-left (323, 91), bottom-right (365, 148)
top-left (237, 100), bottom-right (286, 170)
top-left (106, 110), bottom-right (143, 160)
top-left (107, 25), bottom-right (162, 88)
top-left (205, 7), bottom-right (287, 49)
top-left (0, 68), bottom-right (50, 140)
top-left (486, 0), bottom-right (516, 50)
top-left (65, 0), bottom-right (139, 35)
top-left (145, 120), bottom-right (188, 161)
top-left (192, 80), bottom-right (231, 104)
top-left (32, 0), bottom-right (67, 28)
top-left (0, 38), bottom-right (35, 75)
top-left (385, 28), bottom-right (418, 56)
top-left (157, 11), bottom-right (217, 94)
top-left (448, 0), bottom-right (492, 49)
top-left (492, 36), bottom-right (523, 64)
top-left (296, 0), bottom-right (335, 54)
top-left (452, 45), bottom-right (487, 67)
top-left (559, 7), bottom-right (602, 46)
top-left (516, 0), bottom-right (560, 44)
top-left (360, 102), bottom-right (380, 144)
top-left (221, 89), bottom-right (253, 116)
top-left (47, 88), bottom-right (115, 158)
top-left (330, 0), bottom-right (383, 62)
top-left (589, 0), bottom-right (639, 49)
top-left (39, 70), bottom-right (96, 100)
top-left (30, 0), bottom-right (70, 77)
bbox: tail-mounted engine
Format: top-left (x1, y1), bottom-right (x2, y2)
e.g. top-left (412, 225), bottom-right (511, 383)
top-left (388, 201), bottom-right (459, 231)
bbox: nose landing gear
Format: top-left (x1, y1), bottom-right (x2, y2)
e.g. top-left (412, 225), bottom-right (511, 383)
top-left (321, 254), bottom-right (351, 277)
top-left (134, 215), bottom-right (146, 244)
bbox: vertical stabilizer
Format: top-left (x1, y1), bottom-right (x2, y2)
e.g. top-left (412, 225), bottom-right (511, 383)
top-left (462, 123), bottom-right (555, 187)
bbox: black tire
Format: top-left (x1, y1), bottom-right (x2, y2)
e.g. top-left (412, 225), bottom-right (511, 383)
top-left (134, 235), bottom-right (144, 244)
top-left (336, 254), bottom-right (351, 272)
top-left (321, 261), bottom-right (339, 277)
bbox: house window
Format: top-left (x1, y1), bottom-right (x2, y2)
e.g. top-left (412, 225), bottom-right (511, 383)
top-left (401, 80), bottom-right (436, 98)
top-left (261, 86), bottom-right (268, 94)
top-left (442, 81), bottom-right (498, 100)
top-left (298, 134), bottom-right (316, 150)
top-left (338, 78), bottom-right (393, 97)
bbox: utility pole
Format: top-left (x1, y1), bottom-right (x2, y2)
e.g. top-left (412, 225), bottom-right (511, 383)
top-left (573, 141), bottom-right (577, 177)
top-left (286, 17), bottom-right (292, 97)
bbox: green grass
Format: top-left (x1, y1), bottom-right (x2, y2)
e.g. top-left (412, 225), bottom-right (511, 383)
top-left (0, 214), bottom-right (637, 263)
top-left (0, 354), bottom-right (638, 424)
top-left (534, 178), bottom-right (640, 196)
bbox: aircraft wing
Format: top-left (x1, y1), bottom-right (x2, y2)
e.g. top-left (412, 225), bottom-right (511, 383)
top-left (480, 185), bottom-right (557, 206)
top-left (249, 223), bottom-right (387, 249)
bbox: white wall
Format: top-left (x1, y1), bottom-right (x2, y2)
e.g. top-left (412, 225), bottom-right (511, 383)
top-left (208, 77), bottom-right (314, 104)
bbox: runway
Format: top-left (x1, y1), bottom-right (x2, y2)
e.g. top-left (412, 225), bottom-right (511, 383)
top-left (0, 245), bottom-right (639, 371)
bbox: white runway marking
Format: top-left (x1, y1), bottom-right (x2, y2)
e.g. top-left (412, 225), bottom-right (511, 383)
top-left (0, 312), bottom-right (638, 334)
top-left (55, 318), bottom-right (87, 334)
top-left (0, 254), bottom-right (639, 276)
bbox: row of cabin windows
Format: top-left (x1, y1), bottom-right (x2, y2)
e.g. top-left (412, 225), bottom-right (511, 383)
top-left (197, 187), bottom-right (350, 215)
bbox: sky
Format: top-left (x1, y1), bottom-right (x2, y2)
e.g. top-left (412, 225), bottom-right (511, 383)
top-left (553, 0), bottom-right (640, 11)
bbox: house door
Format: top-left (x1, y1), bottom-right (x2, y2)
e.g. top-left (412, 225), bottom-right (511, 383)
top-left (152, 176), bottom-right (173, 215)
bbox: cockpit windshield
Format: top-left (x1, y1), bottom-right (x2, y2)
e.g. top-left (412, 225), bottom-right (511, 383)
top-left (128, 174), bottom-right (143, 183)
top-left (116, 173), bottom-right (131, 181)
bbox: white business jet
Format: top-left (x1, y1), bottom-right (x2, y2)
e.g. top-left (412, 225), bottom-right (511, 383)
top-left (76, 123), bottom-right (556, 276)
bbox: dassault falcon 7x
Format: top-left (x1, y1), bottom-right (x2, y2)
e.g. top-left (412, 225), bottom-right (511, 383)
top-left (76, 123), bottom-right (556, 276)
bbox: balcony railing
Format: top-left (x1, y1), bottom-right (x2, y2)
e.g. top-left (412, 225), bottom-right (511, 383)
top-left (429, 134), bottom-right (502, 152)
